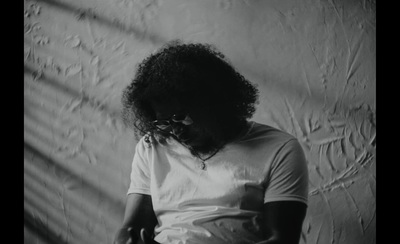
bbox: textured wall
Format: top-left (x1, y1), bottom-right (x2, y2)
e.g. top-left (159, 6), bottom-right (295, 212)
top-left (24, 0), bottom-right (376, 243)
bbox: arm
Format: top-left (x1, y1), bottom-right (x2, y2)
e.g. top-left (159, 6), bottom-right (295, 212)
top-left (258, 138), bottom-right (308, 243)
top-left (257, 201), bottom-right (307, 244)
top-left (113, 193), bottom-right (158, 244)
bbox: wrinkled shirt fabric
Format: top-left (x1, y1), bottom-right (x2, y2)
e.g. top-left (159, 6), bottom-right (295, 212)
top-left (128, 121), bottom-right (308, 244)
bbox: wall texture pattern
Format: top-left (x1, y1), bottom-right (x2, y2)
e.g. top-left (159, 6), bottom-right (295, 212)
top-left (24, 0), bottom-right (376, 243)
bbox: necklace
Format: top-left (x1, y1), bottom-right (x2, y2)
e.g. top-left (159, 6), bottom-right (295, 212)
top-left (189, 122), bottom-right (253, 170)
top-left (192, 147), bottom-right (221, 170)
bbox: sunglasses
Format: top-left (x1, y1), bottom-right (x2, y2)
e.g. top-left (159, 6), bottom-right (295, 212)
top-left (152, 114), bottom-right (193, 131)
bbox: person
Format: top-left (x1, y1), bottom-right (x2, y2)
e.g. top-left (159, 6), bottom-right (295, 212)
top-left (114, 41), bottom-right (309, 244)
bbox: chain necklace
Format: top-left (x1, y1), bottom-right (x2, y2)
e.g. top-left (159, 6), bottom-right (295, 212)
top-left (188, 122), bottom-right (253, 170)
top-left (191, 146), bottom-right (222, 170)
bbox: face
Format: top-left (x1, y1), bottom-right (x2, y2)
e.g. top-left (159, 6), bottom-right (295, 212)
top-left (150, 99), bottom-right (223, 154)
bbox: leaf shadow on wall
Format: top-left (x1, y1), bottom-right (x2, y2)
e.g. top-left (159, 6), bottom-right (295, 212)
top-left (34, 0), bottom-right (167, 45)
top-left (25, 209), bottom-right (69, 244)
top-left (24, 140), bottom-right (125, 243)
top-left (24, 64), bottom-right (120, 117)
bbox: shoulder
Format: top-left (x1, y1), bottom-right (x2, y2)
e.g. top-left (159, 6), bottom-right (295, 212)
top-left (235, 122), bottom-right (304, 160)
top-left (245, 121), bottom-right (297, 146)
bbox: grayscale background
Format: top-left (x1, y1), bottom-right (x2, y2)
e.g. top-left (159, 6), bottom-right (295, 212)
top-left (24, 0), bottom-right (376, 243)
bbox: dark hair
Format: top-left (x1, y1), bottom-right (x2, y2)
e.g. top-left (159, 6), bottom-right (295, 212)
top-left (121, 40), bottom-right (259, 141)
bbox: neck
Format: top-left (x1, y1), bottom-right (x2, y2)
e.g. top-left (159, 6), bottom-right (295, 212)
top-left (187, 139), bottom-right (223, 157)
top-left (187, 120), bottom-right (249, 157)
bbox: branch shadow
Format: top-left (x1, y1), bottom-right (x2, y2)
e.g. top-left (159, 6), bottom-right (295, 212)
top-left (24, 89), bottom-right (133, 191)
top-left (24, 208), bottom-right (69, 244)
top-left (34, 0), bottom-right (167, 45)
top-left (24, 64), bottom-right (120, 118)
top-left (24, 141), bottom-right (125, 212)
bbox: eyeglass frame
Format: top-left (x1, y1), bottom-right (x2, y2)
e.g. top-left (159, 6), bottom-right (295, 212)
top-left (152, 114), bottom-right (194, 132)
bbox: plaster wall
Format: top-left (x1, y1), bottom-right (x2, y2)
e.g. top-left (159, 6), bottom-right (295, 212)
top-left (24, 0), bottom-right (376, 243)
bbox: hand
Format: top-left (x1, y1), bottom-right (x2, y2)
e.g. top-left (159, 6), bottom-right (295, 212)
top-left (139, 228), bottom-right (160, 244)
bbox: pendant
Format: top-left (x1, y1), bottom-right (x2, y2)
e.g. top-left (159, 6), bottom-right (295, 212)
top-left (200, 161), bottom-right (206, 170)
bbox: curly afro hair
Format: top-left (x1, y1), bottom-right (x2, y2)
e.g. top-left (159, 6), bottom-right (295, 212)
top-left (121, 40), bottom-right (259, 141)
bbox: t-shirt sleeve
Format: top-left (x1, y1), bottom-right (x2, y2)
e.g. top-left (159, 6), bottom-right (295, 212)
top-left (264, 138), bottom-right (309, 205)
top-left (127, 138), bottom-right (152, 195)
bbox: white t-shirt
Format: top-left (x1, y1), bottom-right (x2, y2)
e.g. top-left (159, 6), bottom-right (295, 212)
top-left (127, 121), bottom-right (308, 244)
